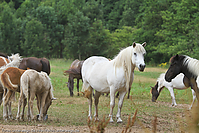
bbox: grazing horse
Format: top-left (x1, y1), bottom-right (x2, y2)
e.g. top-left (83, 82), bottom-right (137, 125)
top-left (64, 59), bottom-right (84, 96)
top-left (82, 42), bottom-right (146, 123)
top-left (165, 54), bottom-right (199, 105)
top-left (151, 73), bottom-right (196, 109)
top-left (19, 57), bottom-right (51, 75)
top-left (17, 70), bottom-right (54, 121)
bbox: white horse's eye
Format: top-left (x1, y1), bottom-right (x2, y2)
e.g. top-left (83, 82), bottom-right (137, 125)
top-left (134, 53), bottom-right (137, 56)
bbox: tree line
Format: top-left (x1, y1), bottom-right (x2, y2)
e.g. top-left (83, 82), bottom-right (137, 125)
top-left (0, 0), bottom-right (198, 64)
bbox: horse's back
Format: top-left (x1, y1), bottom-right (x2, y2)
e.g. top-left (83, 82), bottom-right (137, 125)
top-left (82, 56), bottom-right (111, 92)
top-left (0, 56), bottom-right (10, 67)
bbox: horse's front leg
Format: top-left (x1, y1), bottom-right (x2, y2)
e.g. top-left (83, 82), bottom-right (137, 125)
top-left (168, 87), bottom-right (177, 107)
top-left (116, 91), bottom-right (126, 123)
top-left (109, 87), bottom-right (116, 123)
top-left (94, 91), bottom-right (101, 121)
top-left (38, 92), bottom-right (48, 121)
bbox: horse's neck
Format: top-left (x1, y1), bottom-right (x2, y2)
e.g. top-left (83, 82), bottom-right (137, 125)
top-left (182, 65), bottom-right (198, 80)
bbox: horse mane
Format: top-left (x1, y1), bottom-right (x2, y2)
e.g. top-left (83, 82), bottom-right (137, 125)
top-left (0, 53), bottom-right (22, 73)
top-left (183, 55), bottom-right (199, 77)
top-left (113, 44), bottom-right (146, 91)
top-left (157, 73), bottom-right (165, 92)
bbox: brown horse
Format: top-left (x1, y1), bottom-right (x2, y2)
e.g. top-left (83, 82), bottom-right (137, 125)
top-left (19, 57), bottom-right (51, 75)
top-left (1, 67), bottom-right (26, 120)
top-left (64, 59), bottom-right (84, 97)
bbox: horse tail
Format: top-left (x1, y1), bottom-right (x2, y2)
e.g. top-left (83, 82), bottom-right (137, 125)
top-left (1, 73), bottom-right (18, 91)
top-left (64, 69), bottom-right (81, 76)
top-left (20, 73), bottom-right (29, 99)
top-left (82, 83), bottom-right (92, 99)
top-left (40, 59), bottom-right (50, 75)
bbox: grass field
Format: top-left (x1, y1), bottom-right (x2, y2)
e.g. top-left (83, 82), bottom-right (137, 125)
top-left (0, 59), bottom-right (198, 132)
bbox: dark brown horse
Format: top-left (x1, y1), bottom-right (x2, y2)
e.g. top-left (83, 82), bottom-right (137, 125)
top-left (19, 57), bottom-right (50, 75)
top-left (64, 59), bottom-right (84, 97)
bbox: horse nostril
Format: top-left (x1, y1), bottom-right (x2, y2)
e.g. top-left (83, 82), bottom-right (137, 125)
top-left (139, 64), bottom-right (146, 71)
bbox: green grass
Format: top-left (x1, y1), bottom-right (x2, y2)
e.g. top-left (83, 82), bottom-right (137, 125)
top-left (0, 59), bottom-right (197, 132)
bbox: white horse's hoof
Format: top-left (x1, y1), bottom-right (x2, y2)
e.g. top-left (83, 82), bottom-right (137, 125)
top-left (109, 119), bottom-right (114, 123)
top-left (117, 118), bottom-right (123, 123)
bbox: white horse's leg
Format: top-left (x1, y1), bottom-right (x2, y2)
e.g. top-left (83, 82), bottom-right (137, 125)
top-left (168, 87), bottom-right (177, 106)
top-left (116, 91), bottom-right (126, 123)
top-left (38, 92), bottom-right (48, 121)
top-left (189, 89), bottom-right (196, 110)
top-left (3, 100), bottom-right (8, 121)
top-left (109, 87), bottom-right (116, 123)
top-left (94, 91), bottom-right (101, 121)
top-left (88, 93), bottom-right (92, 120)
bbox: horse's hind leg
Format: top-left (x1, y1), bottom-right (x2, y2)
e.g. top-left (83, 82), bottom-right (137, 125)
top-left (94, 91), bottom-right (101, 121)
top-left (116, 91), bottom-right (127, 123)
top-left (77, 79), bottom-right (79, 96)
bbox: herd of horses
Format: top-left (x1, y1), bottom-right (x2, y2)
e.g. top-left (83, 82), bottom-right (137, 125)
top-left (64, 42), bottom-right (199, 123)
top-left (1, 42), bottom-right (199, 124)
top-left (0, 53), bottom-right (54, 121)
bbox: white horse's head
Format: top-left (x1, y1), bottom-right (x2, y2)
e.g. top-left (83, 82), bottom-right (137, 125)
top-left (131, 42), bottom-right (146, 72)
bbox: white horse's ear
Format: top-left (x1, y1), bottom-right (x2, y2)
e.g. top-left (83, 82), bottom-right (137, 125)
top-left (142, 42), bottom-right (146, 47)
top-left (132, 42), bottom-right (136, 48)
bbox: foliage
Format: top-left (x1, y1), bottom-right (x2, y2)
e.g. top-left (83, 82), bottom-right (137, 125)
top-left (0, 0), bottom-right (199, 64)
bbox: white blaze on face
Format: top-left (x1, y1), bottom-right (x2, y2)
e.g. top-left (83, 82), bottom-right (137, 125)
top-left (132, 42), bottom-right (146, 72)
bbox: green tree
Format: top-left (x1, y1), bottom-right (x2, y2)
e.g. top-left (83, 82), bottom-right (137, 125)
top-left (65, 11), bottom-right (90, 60)
top-left (86, 20), bottom-right (111, 58)
top-left (22, 19), bottom-right (48, 57)
top-left (0, 2), bottom-right (21, 54)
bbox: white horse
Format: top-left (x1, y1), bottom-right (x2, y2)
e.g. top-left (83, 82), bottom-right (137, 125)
top-left (82, 42), bottom-right (146, 123)
top-left (151, 73), bottom-right (196, 109)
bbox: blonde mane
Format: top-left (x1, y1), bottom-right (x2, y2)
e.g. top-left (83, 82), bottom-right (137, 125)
top-left (113, 44), bottom-right (146, 91)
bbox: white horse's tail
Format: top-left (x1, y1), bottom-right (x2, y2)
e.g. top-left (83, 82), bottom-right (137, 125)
top-left (20, 74), bottom-right (29, 99)
top-left (82, 83), bottom-right (92, 99)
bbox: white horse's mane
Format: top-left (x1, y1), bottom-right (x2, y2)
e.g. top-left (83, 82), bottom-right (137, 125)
top-left (0, 53), bottom-right (22, 74)
top-left (113, 43), bottom-right (146, 91)
top-left (183, 55), bottom-right (199, 76)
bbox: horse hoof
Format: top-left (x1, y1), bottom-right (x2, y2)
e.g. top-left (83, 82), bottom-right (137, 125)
top-left (117, 118), bottom-right (123, 123)
top-left (109, 119), bottom-right (114, 123)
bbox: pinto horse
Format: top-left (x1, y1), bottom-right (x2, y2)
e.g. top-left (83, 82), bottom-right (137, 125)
top-left (151, 73), bottom-right (196, 109)
top-left (82, 42), bottom-right (146, 123)
top-left (19, 57), bottom-right (50, 75)
top-left (165, 54), bottom-right (199, 106)
top-left (64, 59), bottom-right (84, 96)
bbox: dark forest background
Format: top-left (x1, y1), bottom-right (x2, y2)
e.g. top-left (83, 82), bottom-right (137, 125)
top-left (1, 0), bottom-right (199, 64)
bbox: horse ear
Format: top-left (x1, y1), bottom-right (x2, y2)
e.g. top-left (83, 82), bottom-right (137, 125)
top-left (174, 54), bottom-right (179, 60)
top-left (132, 42), bottom-right (136, 48)
top-left (142, 42), bottom-right (146, 47)
top-left (150, 88), bottom-right (152, 94)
